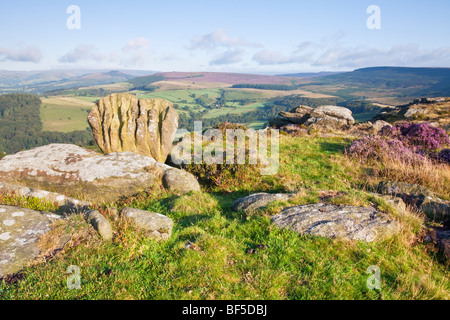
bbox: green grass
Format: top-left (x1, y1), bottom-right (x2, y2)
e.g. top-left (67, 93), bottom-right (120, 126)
top-left (140, 89), bottom-right (222, 104)
top-left (1, 135), bottom-right (449, 300)
top-left (203, 102), bottom-right (265, 119)
top-left (40, 97), bottom-right (93, 132)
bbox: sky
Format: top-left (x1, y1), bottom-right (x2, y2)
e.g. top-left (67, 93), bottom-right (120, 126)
top-left (1, 0), bottom-right (450, 73)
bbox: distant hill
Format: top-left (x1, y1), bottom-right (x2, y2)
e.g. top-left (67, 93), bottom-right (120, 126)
top-left (0, 69), bottom-right (157, 94)
top-left (128, 71), bottom-right (301, 91)
top-left (300, 67), bottom-right (450, 104)
top-left (277, 71), bottom-right (344, 78)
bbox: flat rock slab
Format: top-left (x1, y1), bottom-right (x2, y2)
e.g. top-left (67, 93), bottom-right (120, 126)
top-left (0, 182), bottom-right (90, 214)
top-left (121, 207), bottom-right (173, 240)
top-left (0, 205), bottom-right (60, 278)
top-left (0, 144), bottom-right (200, 202)
top-left (231, 193), bottom-right (295, 213)
top-left (271, 203), bottom-right (400, 242)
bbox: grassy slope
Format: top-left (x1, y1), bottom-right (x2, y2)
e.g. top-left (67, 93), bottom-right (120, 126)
top-left (40, 97), bottom-right (94, 132)
top-left (1, 135), bottom-right (448, 300)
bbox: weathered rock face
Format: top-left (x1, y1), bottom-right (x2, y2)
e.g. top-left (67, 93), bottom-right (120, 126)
top-left (0, 144), bottom-right (200, 202)
top-left (231, 193), bottom-right (295, 213)
top-left (378, 181), bottom-right (449, 225)
top-left (121, 207), bottom-right (173, 240)
top-left (88, 93), bottom-right (179, 163)
top-left (271, 105), bottom-right (355, 131)
top-left (271, 203), bottom-right (400, 242)
top-left (0, 205), bottom-right (61, 278)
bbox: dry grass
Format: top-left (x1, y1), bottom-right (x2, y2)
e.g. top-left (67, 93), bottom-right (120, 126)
top-left (341, 150), bottom-right (450, 200)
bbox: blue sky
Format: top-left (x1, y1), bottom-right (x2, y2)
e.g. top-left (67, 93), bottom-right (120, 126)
top-left (1, 0), bottom-right (449, 73)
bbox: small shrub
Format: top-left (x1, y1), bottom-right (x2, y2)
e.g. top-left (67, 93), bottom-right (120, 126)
top-left (379, 122), bottom-right (450, 152)
top-left (346, 135), bottom-right (423, 164)
top-left (183, 123), bottom-right (265, 191)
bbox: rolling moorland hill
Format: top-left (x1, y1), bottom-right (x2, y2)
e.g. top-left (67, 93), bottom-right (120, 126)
top-left (0, 70), bottom-right (155, 94)
top-left (298, 67), bottom-right (450, 104)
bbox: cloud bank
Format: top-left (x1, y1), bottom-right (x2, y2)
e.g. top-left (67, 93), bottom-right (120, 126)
top-left (0, 45), bottom-right (42, 63)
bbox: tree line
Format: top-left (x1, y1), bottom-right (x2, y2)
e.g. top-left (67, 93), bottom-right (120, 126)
top-left (0, 93), bottom-right (94, 157)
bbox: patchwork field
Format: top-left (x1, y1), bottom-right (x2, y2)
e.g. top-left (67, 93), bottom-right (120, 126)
top-left (39, 83), bottom-right (337, 133)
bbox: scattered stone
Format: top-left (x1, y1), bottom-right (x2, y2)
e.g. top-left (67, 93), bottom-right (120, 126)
top-left (162, 168), bottom-right (201, 195)
top-left (0, 205), bottom-right (61, 278)
top-left (231, 193), bottom-right (295, 213)
top-left (257, 244), bottom-right (266, 250)
top-left (246, 248), bottom-right (257, 254)
top-left (88, 93), bottom-right (179, 163)
top-left (84, 210), bottom-right (113, 241)
top-left (271, 203), bottom-right (400, 242)
top-left (121, 207), bottom-right (173, 240)
top-left (0, 143), bottom-right (198, 202)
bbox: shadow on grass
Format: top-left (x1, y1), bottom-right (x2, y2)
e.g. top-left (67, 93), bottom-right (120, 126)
top-left (176, 214), bottom-right (212, 228)
top-left (318, 140), bottom-right (348, 154)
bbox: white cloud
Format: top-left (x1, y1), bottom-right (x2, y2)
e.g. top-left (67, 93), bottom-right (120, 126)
top-left (59, 38), bottom-right (152, 67)
top-left (59, 44), bottom-right (106, 63)
top-left (189, 29), bottom-right (261, 50)
top-left (111, 37), bottom-right (151, 67)
top-left (210, 49), bottom-right (244, 65)
top-left (252, 50), bottom-right (300, 65)
top-left (252, 32), bottom-right (450, 69)
top-left (0, 45), bottom-right (42, 63)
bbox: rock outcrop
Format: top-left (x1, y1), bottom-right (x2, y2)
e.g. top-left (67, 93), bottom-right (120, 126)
top-left (427, 227), bottom-right (450, 259)
top-left (270, 105), bottom-right (355, 132)
top-left (271, 203), bottom-right (400, 242)
top-left (378, 181), bottom-right (449, 225)
top-left (372, 97), bottom-right (450, 133)
top-left (88, 93), bottom-right (179, 163)
top-left (0, 205), bottom-right (61, 278)
top-left (0, 144), bottom-right (200, 202)
top-left (349, 120), bottom-right (392, 136)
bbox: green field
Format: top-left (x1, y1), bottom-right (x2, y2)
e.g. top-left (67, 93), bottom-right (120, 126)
top-left (40, 97), bottom-right (94, 132)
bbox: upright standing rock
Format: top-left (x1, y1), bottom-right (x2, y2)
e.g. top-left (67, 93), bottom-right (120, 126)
top-left (88, 93), bottom-right (179, 163)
